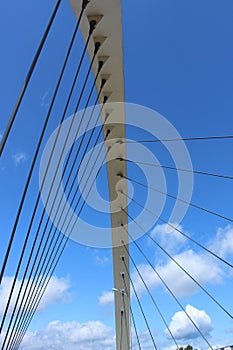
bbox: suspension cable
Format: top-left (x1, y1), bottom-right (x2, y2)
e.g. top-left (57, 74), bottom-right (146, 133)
top-left (121, 274), bottom-right (142, 350)
top-left (0, 0), bottom-right (89, 288)
top-left (3, 22), bottom-right (97, 350)
top-left (121, 256), bottom-right (158, 350)
top-left (124, 135), bottom-right (233, 143)
top-left (0, 22), bottom-right (93, 347)
top-left (7, 88), bottom-right (105, 350)
top-left (121, 227), bottom-right (180, 350)
top-left (13, 95), bottom-right (106, 340)
top-left (122, 217), bottom-right (232, 320)
top-left (12, 137), bottom-right (109, 349)
top-left (121, 290), bottom-right (130, 350)
top-left (120, 309), bottom-right (123, 350)
top-left (118, 158), bottom-right (233, 180)
top-left (0, 5), bottom-right (91, 342)
top-left (9, 84), bottom-right (110, 348)
top-left (121, 174), bottom-right (233, 223)
top-left (121, 191), bottom-right (233, 269)
top-left (0, 0), bottom-right (63, 157)
top-left (121, 209), bottom-right (213, 349)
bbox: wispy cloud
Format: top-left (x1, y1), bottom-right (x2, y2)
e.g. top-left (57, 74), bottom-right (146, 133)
top-left (132, 223), bottom-right (229, 298)
top-left (133, 248), bottom-right (224, 298)
top-left (95, 255), bottom-right (109, 265)
top-left (98, 290), bottom-right (114, 306)
top-left (0, 275), bottom-right (71, 317)
top-left (150, 222), bottom-right (187, 253)
top-left (209, 225), bottom-right (233, 259)
top-left (93, 249), bottom-right (111, 266)
top-left (18, 320), bottom-right (115, 350)
top-left (12, 152), bottom-right (28, 165)
top-left (40, 89), bottom-right (50, 110)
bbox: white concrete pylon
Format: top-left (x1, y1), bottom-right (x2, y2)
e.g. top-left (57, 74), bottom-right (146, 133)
top-left (69, 1), bottom-right (130, 349)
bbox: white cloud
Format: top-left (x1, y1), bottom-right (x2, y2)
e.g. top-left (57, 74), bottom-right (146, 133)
top-left (158, 249), bottom-right (223, 297)
top-left (210, 225), bottom-right (233, 259)
top-left (95, 255), bottom-right (109, 265)
top-left (167, 304), bottom-right (213, 340)
top-left (0, 275), bottom-right (71, 317)
top-left (132, 249), bottom-right (224, 297)
top-left (132, 223), bottom-right (232, 298)
top-left (98, 291), bottom-right (114, 306)
top-left (12, 152), bottom-right (28, 165)
top-left (40, 89), bottom-right (50, 109)
top-left (132, 263), bottom-right (159, 295)
top-left (19, 320), bottom-right (115, 350)
top-left (138, 329), bottom-right (157, 349)
top-left (150, 222), bottom-right (187, 253)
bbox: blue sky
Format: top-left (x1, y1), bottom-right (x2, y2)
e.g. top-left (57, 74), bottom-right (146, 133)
top-left (0, 0), bottom-right (233, 349)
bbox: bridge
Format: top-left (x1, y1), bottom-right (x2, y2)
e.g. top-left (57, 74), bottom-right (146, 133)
top-left (0, 0), bottom-right (232, 349)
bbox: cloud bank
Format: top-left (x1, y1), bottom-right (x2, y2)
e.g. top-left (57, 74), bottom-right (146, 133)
top-left (0, 275), bottom-right (71, 317)
top-left (20, 320), bottom-right (115, 350)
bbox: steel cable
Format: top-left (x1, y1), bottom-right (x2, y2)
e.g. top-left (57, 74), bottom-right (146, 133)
top-left (121, 174), bottom-right (233, 223)
top-left (7, 85), bottom-right (105, 349)
top-left (121, 209), bottom-right (213, 349)
top-left (3, 21), bottom-right (97, 350)
top-left (121, 256), bottom-right (158, 350)
top-left (0, 0), bottom-right (63, 157)
top-left (12, 139), bottom-right (109, 349)
top-left (118, 158), bottom-right (233, 180)
top-left (121, 228), bottom-right (180, 350)
top-left (121, 190), bottom-right (233, 270)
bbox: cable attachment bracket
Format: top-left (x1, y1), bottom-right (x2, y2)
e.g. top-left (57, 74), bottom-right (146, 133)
top-left (94, 41), bottom-right (101, 55)
top-left (88, 15), bottom-right (103, 35)
top-left (82, 0), bottom-right (90, 10)
top-left (105, 129), bottom-right (111, 139)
